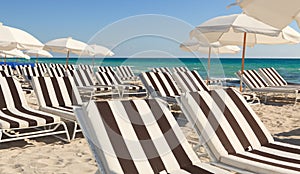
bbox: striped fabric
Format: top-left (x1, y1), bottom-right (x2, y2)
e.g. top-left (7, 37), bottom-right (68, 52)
top-left (173, 67), bottom-right (189, 72)
top-left (97, 66), bottom-right (114, 73)
top-left (35, 63), bottom-right (49, 73)
top-left (179, 89), bottom-right (300, 174)
top-left (0, 76), bottom-right (61, 129)
top-left (32, 76), bottom-right (82, 121)
top-left (259, 67), bottom-right (288, 86)
top-left (95, 71), bottom-right (146, 93)
top-left (22, 66), bottom-right (46, 80)
top-left (237, 70), bottom-right (269, 89)
top-left (172, 70), bottom-right (209, 92)
top-left (140, 71), bottom-right (181, 99)
top-left (74, 99), bottom-right (230, 174)
top-left (115, 66), bottom-right (137, 81)
top-left (15, 65), bottom-right (31, 77)
top-left (50, 63), bottom-right (75, 70)
top-left (0, 65), bottom-right (14, 76)
top-left (78, 64), bottom-right (94, 73)
top-left (47, 67), bottom-right (66, 77)
top-left (151, 67), bottom-right (172, 74)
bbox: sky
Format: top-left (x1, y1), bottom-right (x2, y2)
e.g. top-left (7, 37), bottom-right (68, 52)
top-left (1, 0), bottom-right (300, 58)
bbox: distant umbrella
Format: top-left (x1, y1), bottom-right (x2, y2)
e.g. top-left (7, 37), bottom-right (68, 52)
top-left (0, 49), bottom-right (30, 63)
top-left (25, 49), bottom-right (53, 63)
top-left (89, 44), bottom-right (114, 57)
top-left (180, 40), bottom-right (240, 83)
top-left (44, 37), bottom-right (93, 69)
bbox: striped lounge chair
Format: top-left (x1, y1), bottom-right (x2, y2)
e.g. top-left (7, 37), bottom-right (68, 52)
top-left (115, 65), bottom-right (139, 81)
top-left (139, 71), bottom-right (181, 103)
top-left (73, 98), bottom-right (231, 174)
top-left (95, 71), bottom-right (147, 97)
top-left (22, 66), bottom-right (46, 81)
top-left (151, 67), bottom-right (172, 74)
top-left (0, 65), bottom-right (14, 76)
top-left (237, 69), bottom-right (299, 104)
top-left (172, 66), bottom-right (190, 72)
top-left (259, 67), bottom-right (300, 87)
top-left (31, 76), bottom-right (82, 139)
top-left (178, 88), bottom-right (300, 174)
top-left (0, 76), bottom-right (70, 142)
top-left (97, 66), bottom-right (114, 73)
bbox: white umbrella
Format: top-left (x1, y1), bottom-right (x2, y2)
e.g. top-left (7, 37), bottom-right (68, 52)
top-left (230, 0), bottom-right (300, 29)
top-left (180, 40), bottom-right (240, 83)
top-left (191, 13), bottom-right (300, 91)
top-left (0, 49), bottom-right (29, 63)
top-left (44, 37), bottom-right (93, 68)
top-left (0, 23), bottom-right (44, 51)
top-left (25, 49), bottom-right (53, 63)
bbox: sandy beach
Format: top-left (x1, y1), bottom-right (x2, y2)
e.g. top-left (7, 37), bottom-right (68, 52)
top-left (0, 92), bottom-right (298, 174)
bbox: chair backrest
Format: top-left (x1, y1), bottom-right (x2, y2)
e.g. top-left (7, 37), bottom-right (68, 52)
top-left (16, 65), bottom-right (31, 77)
top-left (115, 66), bottom-right (135, 79)
top-left (0, 65), bottom-right (14, 76)
top-left (172, 66), bottom-right (189, 72)
top-left (35, 63), bottom-right (49, 73)
top-left (173, 70), bottom-right (209, 92)
top-left (32, 76), bottom-right (82, 107)
top-left (47, 67), bottom-right (66, 77)
top-left (22, 66), bottom-right (45, 80)
top-left (78, 64), bottom-right (94, 73)
top-left (151, 67), bottom-right (172, 74)
top-left (75, 98), bottom-right (208, 173)
top-left (237, 70), bottom-right (269, 89)
top-left (259, 67), bottom-right (288, 86)
top-left (95, 71), bottom-right (123, 86)
top-left (68, 69), bottom-right (95, 87)
top-left (97, 66), bottom-right (114, 73)
top-left (140, 71), bottom-right (181, 98)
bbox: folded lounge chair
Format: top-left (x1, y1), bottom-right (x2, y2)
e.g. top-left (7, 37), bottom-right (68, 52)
top-left (115, 65), bottom-right (139, 81)
top-left (31, 76), bottom-right (82, 139)
top-left (74, 98), bottom-right (231, 174)
top-left (259, 67), bottom-right (300, 88)
top-left (237, 69), bottom-right (299, 104)
top-left (0, 76), bottom-right (70, 142)
top-left (140, 71), bottom-right (181, 103)
top-left (178, 88), bottom-right (300, 174)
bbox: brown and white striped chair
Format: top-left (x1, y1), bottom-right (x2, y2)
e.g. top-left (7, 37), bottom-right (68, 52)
top-left (74, 98), bottom-right (231, 174)
top-left (172, 66), bottom-right (190, 72)
top-left (31, 76), bottom-right (82, 139)
top-left (0, 65), bottom-right (14, 76)
top-left (0, 76), bottom-right (70, 142)
top-left (97, 66), bottom-right (114, 73)
top-left (259, 67), bottom-right (300, 88)
top-left (151, 67), bottom-right (172, 74)
top-left (140, 71), bottom-right (181, 103)
top-left (178, 88), bottom-right (300, 174)
top-left (95, 71), bottom-right (146, 97)
top-left (237, 69), bottom-right (299, 104)
top-left (115, 65), bottom-right (139, 81)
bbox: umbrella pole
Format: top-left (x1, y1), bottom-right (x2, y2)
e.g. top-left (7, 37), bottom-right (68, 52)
top-left (4, 54), bottom-right (6, 64)
top-left (66, 50), bottom-right (70, 70)
top-left (206, 47), bottom-right (211, 85)
top-left (240, 32), bottom-right (247, 92)
top-left (36, 54), bottom-right (38, 63)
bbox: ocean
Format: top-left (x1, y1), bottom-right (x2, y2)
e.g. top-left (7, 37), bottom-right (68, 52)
top-left (6, 57), bottom-right (300, 84)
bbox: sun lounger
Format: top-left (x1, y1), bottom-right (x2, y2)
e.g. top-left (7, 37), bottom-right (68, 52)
top-left (31, 76), bottom-right (82, 139)
top-left (74, 98), bottom-right (231, 174)
top-left (47, 67), bottom-right (66, 77)
top-left (78, 64), bottom-right (94, 73)
top-left (259, 67), bottom-right (300, 87)
top-left (22, 66), bottom-right (46, 81)
top-left (140, 71), bottom-right (181, 103)
top-left (172, 66), bottom-right (190, 72)
top-left (151, 67), bottom-right (172, 74)
top-left (115, 65), bottom-right (139, 81)
top-left (0, 76), bottom-right (70, 142)
top-left (178, 88), bottom-right (300, 174)
top-left (237, 69), bottom-right (299, 104)
top-left (97, 66), bottom-right (114, 73)
top-left (35, 63), bottom-right (49, 73)
top-left (0, 65), bottom-right (14, 76)
top-left (95, 71), bottom-right (147, 97)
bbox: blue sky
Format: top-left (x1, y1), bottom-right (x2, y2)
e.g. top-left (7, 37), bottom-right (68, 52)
top-left (1, 0), bottom-right (300, 58)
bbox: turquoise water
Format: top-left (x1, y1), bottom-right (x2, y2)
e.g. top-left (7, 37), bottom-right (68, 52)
top-left (5, 57), bottom-right (300, 83)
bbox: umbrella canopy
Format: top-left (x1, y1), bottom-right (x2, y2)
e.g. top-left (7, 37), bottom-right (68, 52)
top-left (231, 0), bottom-right (300, 29)
top-left (0, 23), bottom-right (44, 51)
top-left (191, 13), bottom-right (300, 91)
top-left (44, 37), bottom-right (93, 67)
top-left (25, 49), bottom-right (53, 58)
top-left (180, 40), bottom-right (240, 83)
top-left (0, 49), bottom-right (30, 62)
top-left (89, 44), bottom-right (114, 57)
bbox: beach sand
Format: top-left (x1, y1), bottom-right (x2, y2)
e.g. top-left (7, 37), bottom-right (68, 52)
top-left (0, 93), bottom-right (298, 173)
